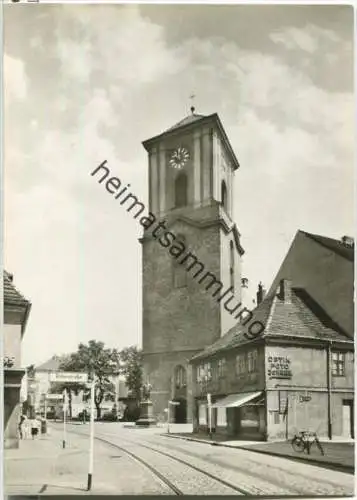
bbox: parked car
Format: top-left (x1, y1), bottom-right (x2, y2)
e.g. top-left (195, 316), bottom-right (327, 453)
top-left (100, 412), bottom-right (118, 422)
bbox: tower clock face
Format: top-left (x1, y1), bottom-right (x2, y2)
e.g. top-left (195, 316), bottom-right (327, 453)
top-left (169, 146), bottom-right (190, 169)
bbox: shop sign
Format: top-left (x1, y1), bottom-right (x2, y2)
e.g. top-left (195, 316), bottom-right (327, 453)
top-left (49, 372), bottom-right (88, 383)
top-left (299, 394), bottom-right (311, 403)
top-left (267, 355), bottom-right (292, 379)
top-left (46, 394), bottom-right (63, 401)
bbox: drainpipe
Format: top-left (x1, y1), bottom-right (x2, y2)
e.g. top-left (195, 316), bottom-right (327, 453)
top-left (327, 341), bottom-right (332, 440)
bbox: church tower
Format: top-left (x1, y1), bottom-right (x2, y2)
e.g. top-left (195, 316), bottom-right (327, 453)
top-left (141, 109), bottom-right (244, 422)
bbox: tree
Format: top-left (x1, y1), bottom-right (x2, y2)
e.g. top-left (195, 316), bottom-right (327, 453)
top-left (59, 340), bottom-right (120, 419)
top-left (48, 380), bottom-right (87, 419)
top-left (119, 346), bottom-right (143, 401)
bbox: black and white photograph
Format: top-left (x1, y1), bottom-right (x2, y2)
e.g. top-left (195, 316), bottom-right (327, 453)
top-left (2, 2), bottom-right (355, 497)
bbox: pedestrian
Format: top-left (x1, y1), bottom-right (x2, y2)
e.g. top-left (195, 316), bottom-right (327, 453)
top-left (31, 418), bottom-right (39, 439)
top-left (18, 414), bottom-right (25, 439)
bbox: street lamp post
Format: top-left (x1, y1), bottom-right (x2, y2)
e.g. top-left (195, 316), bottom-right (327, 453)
top-left (63, 388), bottom-right (67, 449)
top-left (87, 375), bottom-right (95, 491)
top-left (167, 401), bottom-right (180, 434)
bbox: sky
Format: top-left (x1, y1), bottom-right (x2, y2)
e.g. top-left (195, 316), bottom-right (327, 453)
top-left (4, 3), bottom-right (354, 367)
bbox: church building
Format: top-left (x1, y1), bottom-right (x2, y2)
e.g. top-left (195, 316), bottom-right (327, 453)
top-left (141, 109), bottom-right (244, 422)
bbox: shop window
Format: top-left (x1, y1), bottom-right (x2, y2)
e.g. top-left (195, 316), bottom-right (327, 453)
top-left (332, 352), bottom-right (345, 376)
top-left (247, 350), bottom-right (258, 373)
top-left (235, 354), bottom-right (246, 375)
top-left (217, 407), bottom-right (227, 426)
top-left (273, 411), bottom-right (280, 424)
top-left (199, 404), bottom-right (207, 425)
top-left (240, 406), bottom-right (260, 428)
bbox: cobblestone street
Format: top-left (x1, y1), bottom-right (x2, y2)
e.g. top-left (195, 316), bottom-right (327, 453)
top-left (5, 423), bottom-right (354, 496)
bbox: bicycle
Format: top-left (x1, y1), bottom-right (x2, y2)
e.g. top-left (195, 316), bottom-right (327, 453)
top-left (291, 431), bottom-right (324, 456)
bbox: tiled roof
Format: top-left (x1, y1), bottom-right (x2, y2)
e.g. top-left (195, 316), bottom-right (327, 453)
top-left (4, 270), bottom-right (30, 307)
top-left (36, 355), bottom-right (63, 372)
top-left (266, 288), bottom-right (350, 342)
top-left (165, 113), bottom-right (206, 133)
top-left (302, 231), bottom-right (354, 262)
top-left (191, 286), bottom-right (352, 362)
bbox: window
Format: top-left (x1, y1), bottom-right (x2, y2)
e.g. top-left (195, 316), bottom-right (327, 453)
top-left (247, 350), bottom-right (258, 373)
top-left (175, 173), bottom-right (188, 208)
top-left (230, 241), bottom-right (234, 292)
top-left (196, 363), bottom-right (212, 383)
top-left (175, 365), bottom-right (187, 388)
top-left (205, 363), bottom-right (212, 381)
top-left (221, 181), bottom-right (228, 212)
top-left (273, 411), bottom-right (280, 424)
top-left (236, 354), bottom-right (246, 375)
top-left (212, 362), bottom-right (218, 382)
top-left (332, 352), bottom-right (345, 376)
top-left (218, 358), bottom-right (226, 378)
top-left (173, 234), bottom-right (187, 288)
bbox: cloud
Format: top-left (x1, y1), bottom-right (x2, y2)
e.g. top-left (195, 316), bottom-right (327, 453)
top-left (179, 35), bottom-right (354, 173)
top-left (270, 26), bottom-right (318, 53)
top-left (4, 54), bottom-right (28, 104)
top-left (269, 24), bottom-right (351, 55)
top-left (54, 5), bottom-right (187, 89)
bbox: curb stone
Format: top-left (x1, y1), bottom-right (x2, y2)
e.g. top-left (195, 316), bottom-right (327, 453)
top-left (161, 433), bottom-right (354, 474)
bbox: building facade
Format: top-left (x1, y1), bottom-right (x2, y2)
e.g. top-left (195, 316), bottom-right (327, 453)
top-left (141, 110), bottom-right (244, 422)
top-left (191, 276), bottom-right (354, 441)
top-left (3, 271), bottom-right (31, 448)
top-left (27, 355), bottom-right (123, 419)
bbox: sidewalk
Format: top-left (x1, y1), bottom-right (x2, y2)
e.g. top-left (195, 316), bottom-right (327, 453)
top-left (4, 425), bottom-right (168, 495)
top-left (164, 432), bottom-right (355, 473)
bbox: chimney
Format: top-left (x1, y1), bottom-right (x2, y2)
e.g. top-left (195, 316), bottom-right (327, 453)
top-left (256, 282), bottom-right (266, 305)
top-left (341, 235), bottom-right (354, 248)
top-left (279, 279), bottom-right (292, 303)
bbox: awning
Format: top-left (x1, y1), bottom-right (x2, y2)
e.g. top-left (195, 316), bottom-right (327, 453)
top-left (211, 391), bottom-right (263, 408)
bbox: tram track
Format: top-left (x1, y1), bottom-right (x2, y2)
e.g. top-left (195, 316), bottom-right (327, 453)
top-left (69, 427), bottom-right (250, 495)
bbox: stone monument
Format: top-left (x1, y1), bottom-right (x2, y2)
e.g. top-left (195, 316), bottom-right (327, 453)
top-left (135, 382), bottom-right (157, 427)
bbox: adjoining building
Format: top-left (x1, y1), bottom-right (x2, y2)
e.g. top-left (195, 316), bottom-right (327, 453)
top-left (190, 233), bottom-right (354, 441)
top-left (3, 271), bottom-right (31, 448)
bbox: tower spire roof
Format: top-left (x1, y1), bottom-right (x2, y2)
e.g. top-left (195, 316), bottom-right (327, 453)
top-left (166, 112), bottom-right (206, 133)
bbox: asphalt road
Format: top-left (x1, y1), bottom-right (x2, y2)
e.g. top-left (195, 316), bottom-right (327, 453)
top-left (69, 422), bottom-right (355, 496)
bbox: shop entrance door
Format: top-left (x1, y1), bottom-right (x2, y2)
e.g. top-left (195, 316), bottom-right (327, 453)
top-left (342, 400), bottom-right (354, 438)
